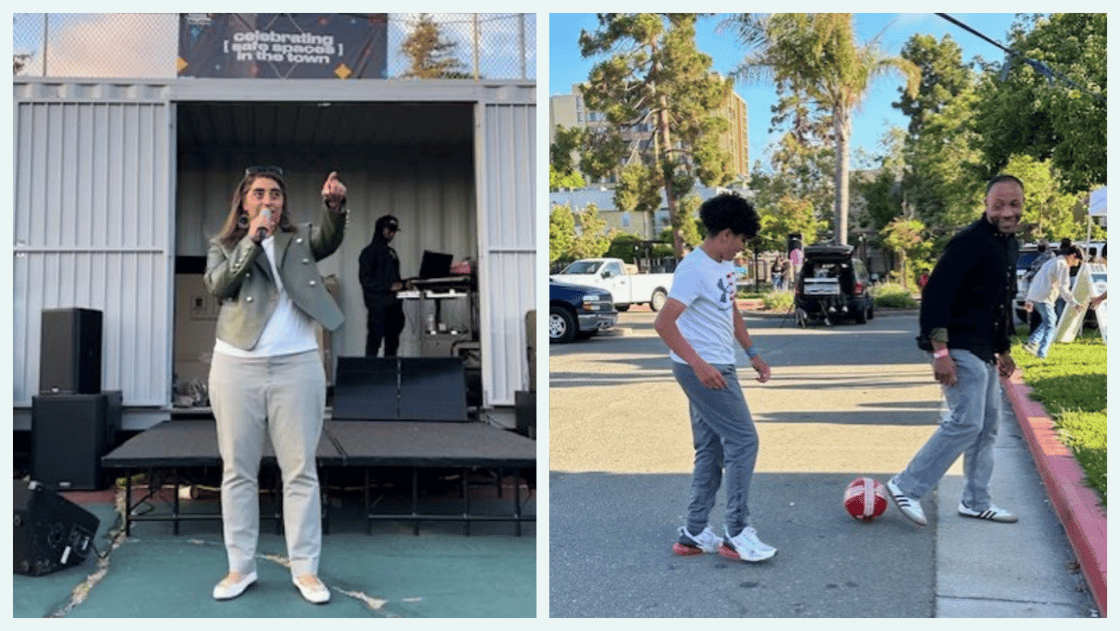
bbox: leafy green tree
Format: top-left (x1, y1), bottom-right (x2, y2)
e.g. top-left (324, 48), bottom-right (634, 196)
top-left (765, 93), bottom-right (837, 220)
top-left (890, 33), bottom-right (984, 232)
top-left (606, 234), bottom-right (644, 263)
top-left (880, 217), bottom-right (931, 288)
top-left (854, 167), bottom-right (902, 233)
top-left (727, 13), bottom-right (919, 245)
top-left (671, 194), bottom-right (704, 249)
top-left (550, 126), bottom-right (586, 191)
top-left (570, 203), bottom-right (616, 259)
top-left (578, 13), bottom-right (735, 259)
top-left (749, 165), bottom-right (827, 252)
top-left (893, 34), bottom-right (975, 138)
top-left (905, 88), bottom-right (986, 231)
top-left (550, 164), bottom-right (586, 191)
top-left (401, 13), bottom-right (470, 79)
top-left (1003, 154), bottom-right (1085, 244)
top-left (549, 204), bottom-right (576, 265)
top-left (973, 13), bottom-right (1106, 193)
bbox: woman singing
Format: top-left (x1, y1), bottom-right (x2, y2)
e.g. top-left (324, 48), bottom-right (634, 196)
top-left (204, 167), bottom-right (347, 604)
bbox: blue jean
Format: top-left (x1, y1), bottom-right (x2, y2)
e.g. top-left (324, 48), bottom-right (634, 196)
top-left (893, 349), bottom-right (1001, 512)
top-left (672, 362), bottom-right (759, 536)
top-left (1026, 302), bottom-right (1057, 358)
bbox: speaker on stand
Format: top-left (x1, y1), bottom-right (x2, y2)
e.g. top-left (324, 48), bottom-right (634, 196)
top-left (33, 308), bottom-right (119, 490)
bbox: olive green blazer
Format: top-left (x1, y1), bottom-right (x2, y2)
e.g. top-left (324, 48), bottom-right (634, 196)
top-left (204, 206), bottom-right (347, 351)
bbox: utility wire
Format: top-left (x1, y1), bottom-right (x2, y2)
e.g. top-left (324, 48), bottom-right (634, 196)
top-left (934, 13), bottom-right (1104, 105)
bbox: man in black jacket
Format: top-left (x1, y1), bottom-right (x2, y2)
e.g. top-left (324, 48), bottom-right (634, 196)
top-left (359, 215), bottom-right (405, 356)
top-left (886, 175), bottom-right (1022, 527)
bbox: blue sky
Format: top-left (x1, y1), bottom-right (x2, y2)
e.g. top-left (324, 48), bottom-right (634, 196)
top-left (549, 13), bottom-right (1022, 171)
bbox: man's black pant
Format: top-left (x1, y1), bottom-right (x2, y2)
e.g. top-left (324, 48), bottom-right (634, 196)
top-left (365, 301), bottom-right (405, 357)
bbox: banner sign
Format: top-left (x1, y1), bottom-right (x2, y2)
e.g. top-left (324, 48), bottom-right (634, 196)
top-left (178, 13), bottom-right (388, 79)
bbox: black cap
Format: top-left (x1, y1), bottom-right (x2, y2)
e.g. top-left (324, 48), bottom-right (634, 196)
top-left (376, 215), bottom-right (400, 233)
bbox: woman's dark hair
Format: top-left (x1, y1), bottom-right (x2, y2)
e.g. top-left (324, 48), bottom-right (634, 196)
top-left (216, 170), bottom-right (295, 247)
top-left (1060, 245), bottom-right (1084, 260)
top-left (699, 193), bottom-right (760, 239)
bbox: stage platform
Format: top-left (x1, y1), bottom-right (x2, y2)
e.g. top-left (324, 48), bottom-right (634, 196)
top-left (101, 356), bottom-right (536, 536)
top-left (102, 419), bottom-right (535, 536)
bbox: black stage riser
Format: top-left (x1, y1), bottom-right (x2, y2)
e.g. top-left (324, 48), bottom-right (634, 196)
top-left (40, 308), bottom-right (102, 395)
top-left (13, 480), bottom-right (101, 576)
top-left (32, 392), bottom-right (122, 491)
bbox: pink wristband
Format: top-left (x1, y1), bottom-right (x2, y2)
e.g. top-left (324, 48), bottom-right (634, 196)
top-left (932, 348), bottom-right (949, 359)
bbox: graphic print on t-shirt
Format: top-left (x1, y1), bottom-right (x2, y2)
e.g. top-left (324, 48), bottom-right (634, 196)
top-left (716, 271), bottom-right (736, 305)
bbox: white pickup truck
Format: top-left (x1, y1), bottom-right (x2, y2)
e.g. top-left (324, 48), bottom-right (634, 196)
top-left (552, 258), bottom-right (675, 311)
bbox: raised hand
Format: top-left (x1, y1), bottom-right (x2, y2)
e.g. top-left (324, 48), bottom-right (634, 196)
top-left (321, 171), bottom-right (347, 209)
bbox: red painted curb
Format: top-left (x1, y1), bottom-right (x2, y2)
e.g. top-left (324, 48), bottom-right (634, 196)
top-left (1002, 372), bottom-right (1107, 617)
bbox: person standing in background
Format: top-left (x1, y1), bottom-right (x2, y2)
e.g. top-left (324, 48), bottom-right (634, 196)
top-left (359, 215), bottom-right (406, 357)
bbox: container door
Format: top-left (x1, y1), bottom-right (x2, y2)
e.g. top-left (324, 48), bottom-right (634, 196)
top-left (13, 82), bottom-right (176, 414)
top-left (475, 99), bottom-right (535, 407)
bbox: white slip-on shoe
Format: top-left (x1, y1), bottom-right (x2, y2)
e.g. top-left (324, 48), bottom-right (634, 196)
top-left (293, 574), bottom-right (331, 604)
top-left (213, 571), bottom-right (257, 600)
top-left (886, 478), bottom-right (927, 526)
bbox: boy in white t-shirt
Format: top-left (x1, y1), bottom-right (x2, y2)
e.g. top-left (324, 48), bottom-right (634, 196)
top-left (654, 193), bottom-right (776, 562)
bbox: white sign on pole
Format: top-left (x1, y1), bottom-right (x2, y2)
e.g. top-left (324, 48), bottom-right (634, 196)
top-left (1088, 186), bottom-right (1107, 216)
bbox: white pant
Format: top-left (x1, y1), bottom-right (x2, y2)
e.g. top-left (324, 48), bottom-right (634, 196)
top-left (209, 350), bottom-right (325, 577)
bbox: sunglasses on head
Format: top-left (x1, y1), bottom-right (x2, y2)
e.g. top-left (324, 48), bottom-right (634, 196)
top-left (245, 165), bottom-right (284, 178)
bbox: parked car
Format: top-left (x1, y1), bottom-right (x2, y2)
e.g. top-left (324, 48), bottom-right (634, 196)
top-left (549, 279), bottom-right (618, 343)
top-left (793, 244), bottom-right (874, 326)
top-left (552, 257), bottom-right (673, 311)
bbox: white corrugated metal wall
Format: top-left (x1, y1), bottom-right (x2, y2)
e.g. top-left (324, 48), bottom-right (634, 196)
top-left (476, 100), bottom-right (535, 407)
top-left (12, 82), bottom-right (175, 410)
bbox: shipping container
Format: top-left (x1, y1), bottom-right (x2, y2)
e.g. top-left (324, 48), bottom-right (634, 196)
top-left (13, 77), bottom-right (536, 430)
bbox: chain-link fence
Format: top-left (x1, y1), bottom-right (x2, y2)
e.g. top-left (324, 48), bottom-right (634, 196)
top-left (13, 13), bottom-right (535, 80)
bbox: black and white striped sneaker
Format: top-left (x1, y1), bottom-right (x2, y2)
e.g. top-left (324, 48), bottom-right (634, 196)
top-left (958, 503), bottom-right (1018, 523)
top-left (886, 477), bottom-right (927, 526)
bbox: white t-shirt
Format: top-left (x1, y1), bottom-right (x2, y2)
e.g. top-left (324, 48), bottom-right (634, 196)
top-left (214, 235), bottom-right (319, 358)
top-left (667, 247), bottom-right (738, 365)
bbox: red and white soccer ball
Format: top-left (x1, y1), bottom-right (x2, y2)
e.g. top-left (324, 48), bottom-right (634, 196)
top-left (844, 477), bottom-right (888, 521)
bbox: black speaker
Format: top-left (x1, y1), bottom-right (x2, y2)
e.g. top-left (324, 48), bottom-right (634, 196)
top-left (39, 308), bottom-right (102, 394)
top-left (13, 480), bottom-right (101, 576)
top-left (32, 392), bottom-right (122, 491)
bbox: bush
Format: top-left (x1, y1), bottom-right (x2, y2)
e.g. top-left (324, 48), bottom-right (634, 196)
top-left (872, 282), bottom-right (918, 308)
top-left (761, 290), bottom-right (795, 312)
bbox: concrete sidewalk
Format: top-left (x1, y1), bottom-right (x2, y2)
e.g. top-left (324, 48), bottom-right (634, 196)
top-left (14, 479), bottom-right (536, 617)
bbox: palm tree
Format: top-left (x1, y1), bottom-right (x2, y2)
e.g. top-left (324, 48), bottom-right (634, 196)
top-left (727, 13), bottom-right (918, 245)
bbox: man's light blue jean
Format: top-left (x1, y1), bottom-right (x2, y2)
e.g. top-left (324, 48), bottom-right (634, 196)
top-left (1026, 301), bottom-right (1058, 358)
top-left (672, 362), bottom-right (759, 537)
top-left (893, 349), bottom-right (1002, 512)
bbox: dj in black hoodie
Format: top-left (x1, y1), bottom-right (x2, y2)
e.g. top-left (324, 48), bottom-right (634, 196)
top-left (359, 215), bottom-right (405, 356)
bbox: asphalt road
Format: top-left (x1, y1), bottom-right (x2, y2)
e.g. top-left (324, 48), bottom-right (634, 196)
top-left (548, 309), bottom-right (1094, 618)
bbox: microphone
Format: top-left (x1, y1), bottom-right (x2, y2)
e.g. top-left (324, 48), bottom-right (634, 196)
top-left (256, 208), bottom-right (271, 242)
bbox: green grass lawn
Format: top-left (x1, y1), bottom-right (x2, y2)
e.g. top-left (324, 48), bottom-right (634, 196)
top-left (1010, 325), bottom-right (1107, 506)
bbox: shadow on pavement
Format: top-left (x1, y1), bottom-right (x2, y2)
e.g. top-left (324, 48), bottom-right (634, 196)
top-left (549, 470), bottom-right (935, 618)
